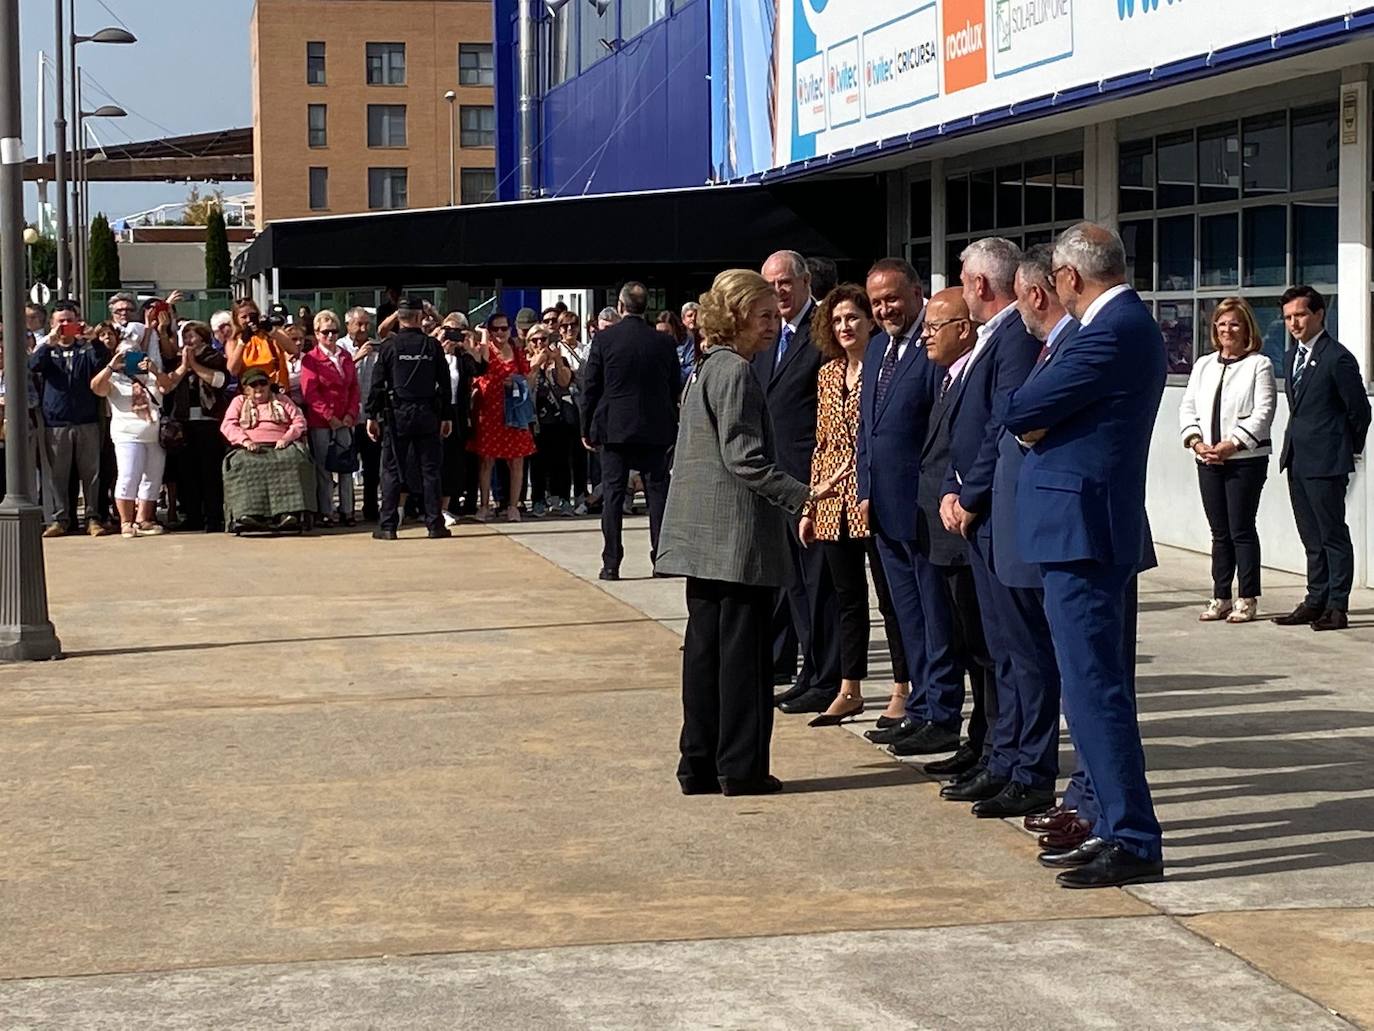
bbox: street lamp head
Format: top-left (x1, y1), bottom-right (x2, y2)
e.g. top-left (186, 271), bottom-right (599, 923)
top-left (444, 90), bottom-right (456, 102)
top-left (86, 105), bottom-right (127, 118)
top-left (23, 227), bottom-right (40, 246)
top-left (83, 27), bottom-right (137, 44)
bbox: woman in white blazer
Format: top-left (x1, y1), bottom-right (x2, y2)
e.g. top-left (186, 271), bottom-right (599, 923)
top-left (1179, 298), bottom-right (1277, 623)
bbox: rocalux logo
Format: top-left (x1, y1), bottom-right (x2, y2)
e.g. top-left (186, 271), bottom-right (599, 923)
top-left (946, 19), bottom-right (984, 59)
top-left (1117, 0), bottom-right (1165, 20)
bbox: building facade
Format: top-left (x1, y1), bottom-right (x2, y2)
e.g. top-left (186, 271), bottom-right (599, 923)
top-left (252, 0), bottom-right (497, 224)
top-left (489, 0), bottom-right (1374, 586)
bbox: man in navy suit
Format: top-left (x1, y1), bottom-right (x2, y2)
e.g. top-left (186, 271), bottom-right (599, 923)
top-left (935, 240), bottom-right (1047, 819)
top-left (857, 259), bottom-right (966, 756)
top-left (998, 223), bottom-right (1165, 889)
top-left (1272, 286), bottom-right (1371, 632)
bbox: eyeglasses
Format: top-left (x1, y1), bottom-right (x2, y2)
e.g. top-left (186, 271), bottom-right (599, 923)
top-left (488, 324), bottom-right (511, 333)
top-left (111, 307), bottom-right (135, 316)
top-left (1050, 264), bottom-right (1073, 281)
top-left (318, 328), bottom-right (340, 337)
top-left (920, 317), bottom-right (969, 337)
top-left (542, 316), bottom-right (557, 324)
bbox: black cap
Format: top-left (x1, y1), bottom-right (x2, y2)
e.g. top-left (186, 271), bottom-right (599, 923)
top-left (396, 296), bottom-right (428, 314)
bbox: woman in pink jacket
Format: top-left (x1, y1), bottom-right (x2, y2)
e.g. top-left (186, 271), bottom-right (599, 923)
top-left (219, 369), bottom-right (316, 531)
top-left (299, 310), bottom-right (362, 526)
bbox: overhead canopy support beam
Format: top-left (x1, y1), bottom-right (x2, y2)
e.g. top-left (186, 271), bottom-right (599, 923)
top-left (23, 157), bottom-right (254, 183)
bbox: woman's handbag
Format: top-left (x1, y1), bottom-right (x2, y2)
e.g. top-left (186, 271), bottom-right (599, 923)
top-left (325, 433), bottom-right (359, 474)
top-left (158, 416), bottom-right (187, 451)
top-left (504, 374), bottom-right (535, 429)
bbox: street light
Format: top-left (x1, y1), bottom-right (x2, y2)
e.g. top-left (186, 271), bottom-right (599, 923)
top-left (3, 0), bottom-right (62, 660)
top-left (23, 225), bottom-right (38, 288)
top-left (74, 86), bottom-right (126, 312)
top-left (444, 90), bottom-right (457, 207)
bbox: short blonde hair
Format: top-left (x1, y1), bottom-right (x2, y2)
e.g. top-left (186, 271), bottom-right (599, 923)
top-left (698, 269), bottom-right (775, 346)
top-left (314, 309), bottom-right (341, 332)
top-left (1210, 298), bottom-right (1263, 355)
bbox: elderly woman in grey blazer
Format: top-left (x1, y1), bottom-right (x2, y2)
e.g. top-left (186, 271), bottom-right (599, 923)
top-left (657, 269), bottom-right (846, 797)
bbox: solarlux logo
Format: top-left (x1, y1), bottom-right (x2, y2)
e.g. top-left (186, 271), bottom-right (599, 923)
top-left (797, 70), bottom-right (825, 105)
top-left (1117, 0), bottom-right (1164, 18)
top-left (828, 61), bottom-right (860, 94)
top-left (942, 0), bottom-right (988, 92)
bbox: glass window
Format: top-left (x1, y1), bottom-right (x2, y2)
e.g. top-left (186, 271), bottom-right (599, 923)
top-left (459, 44), bottom-right (494, 86)
top-left (909, 179), bottom-right (931, 239)
top-left (307, 104), bottom-right (327, 148)
top-left (1119, 139), bottom-right (1154, 213)
top-left (308, 167), bottom-right (328, 210)
top-left (1199, 212), bottom-right (1238, 287)
top-left (622, 0), bottom-right (667, 40)
top-left (368, 167), bottom-right (408, 210)
top-left (461, 168), bottom-right (497, 205)
top-left (1197, 122), bottom-right (1239, 204)
top-left (970, 169), bottom-right (995, 232)
top-left (548, 6), bottom-right (574, 86)
top-left (1202, 295), bottom-right (1287, 375)
top-left (1242, 111), bottom-right (1287, 196)
top-left (366, 43), bottom-right (406, 85)
top-left (367, 105), bottom-right (407, 148)
top-left (909, 241), bottom-right (932, 290)
top-left (1023, 158), bottom-right (1053, 225)
top-left (1291, 103), bottom-right (1339, 192)
top-left (460, 105), bottom-right (496, 148)
top-left (1157, 131), bottom-right (1195, 209)
top-left (996, 164), bottom-right (1022, 230)
top-left (1158, 214), bottom-right (1194, 290)
top-left (580, 0), bottom-right (616, 72)
top-left (946, 176), bottom-right (970, 235)
top-left (1294, 202), bottom-right (1337, 283)
top-left (946, 238), bottom-right (966, 283)
top-left (1242, 205), bottom-right (1286, 287)
top-left (307, 41), bottom-right (326, 85)
top-left (1024, 228), bottom-right (1053, 248)
top-left (1158, 300), bottom-right (1194, 374)
top-left (1120, 219), bottom-right (1153, 292)
top-left (1054, 152), bottom-right (1084, 221)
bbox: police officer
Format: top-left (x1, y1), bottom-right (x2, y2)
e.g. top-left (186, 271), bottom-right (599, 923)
top-left (366, 297), bottom-right (454, 539)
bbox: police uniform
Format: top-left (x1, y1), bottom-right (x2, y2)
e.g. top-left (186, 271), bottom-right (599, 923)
top-left (367, 306), bottom-right (455, 536)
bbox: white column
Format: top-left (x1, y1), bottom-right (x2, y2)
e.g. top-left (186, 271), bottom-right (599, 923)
top-left (930, 158), bottom-right (947, 294)
top-left (254, 272), bottom-right (268, 309)
top-left (270, 267), bottom-right (281, 306)
top-left (1338, 71), bottom-right (1371, 383)
top-left (1083, 120), bottom-right (1119, 229)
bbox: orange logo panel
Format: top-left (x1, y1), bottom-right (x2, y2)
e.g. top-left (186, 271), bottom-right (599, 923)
top-left (943, 0), bottom-right (988, 94)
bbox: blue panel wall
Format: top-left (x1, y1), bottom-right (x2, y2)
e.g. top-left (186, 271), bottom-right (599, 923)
top-left (494, 0), bottom-right (521, 202)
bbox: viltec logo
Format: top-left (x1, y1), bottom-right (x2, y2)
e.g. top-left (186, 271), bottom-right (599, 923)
top-left (942, 0), bottom-right (988, 92)
top-left (1117, 0), bottom-right (1165, 20)
top-left (828, 62), bottom-right (859, 94)
top-left (796, 71), bottom-right (824, 105)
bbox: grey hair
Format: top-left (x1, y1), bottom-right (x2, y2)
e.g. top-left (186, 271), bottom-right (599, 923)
top-left (109, 291), bottom-right (138, 309)
top-left (209, 309), bottom-right (233, 331)
top-left (618, 281), bottom-right (649, 316)
top-left (1053, 222), bottom-right (1127, 281)
top-left (1017, 243), bottom-right (1055, 293)
top-left (680, 301), bottom-right (700, 317)
top-left (345, 306), bottom-right (371, 325)
top-left (959, 238), bottom-right (1022, 297)
top-left (763, 249), bottom-right (808, 279)
top-left (443, 311), bottom-right (470, 330)
top-left (597, 306), bottom-right (621, 324)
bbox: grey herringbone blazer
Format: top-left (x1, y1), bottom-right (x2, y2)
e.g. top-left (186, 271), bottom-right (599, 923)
top-left (656, 345), bottom-right (811, 587)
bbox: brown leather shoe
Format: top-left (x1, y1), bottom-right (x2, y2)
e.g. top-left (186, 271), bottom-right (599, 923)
top-left (1038, 818), bottom-right (1093, 851)
top-left (1024, 805), bottom-right (1076, 832)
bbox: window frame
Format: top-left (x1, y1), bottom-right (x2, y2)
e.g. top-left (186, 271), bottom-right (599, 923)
top-left (459, 105), bottom-right (496, 148)
top-left (307, 104), bottom-right (327, 148)
top-left (367, 167), bottom-right (409, 210)
top-left (306, 41), bottom-right (326, 86)
top-left (461, 167), bottom-right (497, 205)
top-left (366, 104), bottom-right (408, 149)
top-left (365, 42), bottom-right (407, 86)
top-left (308, 167), bottom-right (329, 211)
top-left (458, 43), bottom-right (494, 87)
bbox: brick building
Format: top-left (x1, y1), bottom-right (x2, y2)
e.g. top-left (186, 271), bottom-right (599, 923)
top-left (250, 0), bottom-right (496, 225)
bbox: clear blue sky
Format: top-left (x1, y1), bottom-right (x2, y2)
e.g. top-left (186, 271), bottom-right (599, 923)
top-left (20, 0), bottom-right (255, 224)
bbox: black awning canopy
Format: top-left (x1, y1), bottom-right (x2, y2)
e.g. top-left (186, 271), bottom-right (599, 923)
top-left (236, 179), bottom-right (886, 289)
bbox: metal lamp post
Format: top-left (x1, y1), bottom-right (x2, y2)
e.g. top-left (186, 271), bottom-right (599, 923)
top-left (2, 0), bottom-right (62, 661)
top-left (74, 92), bottom-right (125, 313)
top-left (23, 224), bottom-right (38, 288)
top-left (444, 90), bottom-right (457, 206)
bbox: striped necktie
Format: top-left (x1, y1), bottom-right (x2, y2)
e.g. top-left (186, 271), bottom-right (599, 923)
top-left (1292, 342), bottom-right (1310, 387)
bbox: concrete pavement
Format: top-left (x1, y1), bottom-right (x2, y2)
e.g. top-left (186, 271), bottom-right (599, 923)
top-left (1, 516), bottom-right (1371, 1028)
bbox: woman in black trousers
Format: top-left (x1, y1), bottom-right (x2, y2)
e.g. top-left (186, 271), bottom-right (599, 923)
top-left (656, 270), bottom-right (843, 797)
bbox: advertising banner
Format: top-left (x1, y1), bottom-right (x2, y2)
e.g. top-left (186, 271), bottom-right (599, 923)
top-left (713, 0), bottom-right (1355, 178)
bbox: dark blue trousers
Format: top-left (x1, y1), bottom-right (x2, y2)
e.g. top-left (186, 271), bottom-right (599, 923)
top-left (874, 532), bottom-right (964, 730)
top-left (1041, 561), bottom-right (1159, 861)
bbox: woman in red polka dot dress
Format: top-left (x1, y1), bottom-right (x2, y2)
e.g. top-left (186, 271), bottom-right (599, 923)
top-left (468, 312), bottom-right (537, 520)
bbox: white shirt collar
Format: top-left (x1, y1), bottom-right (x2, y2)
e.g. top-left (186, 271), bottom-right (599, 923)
top-left (1079, 284), bottom-right (1131, 327)
top-left (975, 302), bottom-right (1017, 343)
top-left (785, 299), bottom-right (814, 335)
top-left (1046, 313), bottom-right (1075, 351)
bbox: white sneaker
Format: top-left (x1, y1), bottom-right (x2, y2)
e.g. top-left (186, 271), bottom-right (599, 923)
top-left (136, 522), bottom-right (165, 537)
top-left (1199, 598), bottom-right (1232, 622)
top-left (442, 511), bottom-right (458, 528)
top-left (1226, 597), bottom-right (1257, 623)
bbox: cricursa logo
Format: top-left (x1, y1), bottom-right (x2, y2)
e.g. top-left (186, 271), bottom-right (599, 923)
top-left (865, 41), bottom-right (938, 87)
top-left (942, 0), bottom-right (988, 93)
top-left (1117, 0), bottom-right (1164, 19)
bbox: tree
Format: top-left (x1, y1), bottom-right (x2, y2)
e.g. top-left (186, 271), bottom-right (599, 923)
top-left (29, 232), bottom-right (58, 290)
top-left (204, 206), bottom-right (231, 290)
top-left (181, 185), bottom-right (226, 226)
top-left (87, 213), bottom-right (122, 293)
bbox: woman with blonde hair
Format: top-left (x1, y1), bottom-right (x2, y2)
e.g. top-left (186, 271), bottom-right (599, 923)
top-left (657, 269), bottom-right (846, 796)
top-left (1178, 297), bottom-right (1276, 623)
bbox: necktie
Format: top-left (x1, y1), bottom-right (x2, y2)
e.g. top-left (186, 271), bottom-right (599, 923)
top-left (940, 371), bottom-right (953, 399)
top-left (874, 338), bottom-right (901, 409)
top-left (1037, 343), bottom-right (1050, 363)
top-left (1292, 343), bottom-right (1310, 387)
top-left (775, 324), bottom-right (793, 368)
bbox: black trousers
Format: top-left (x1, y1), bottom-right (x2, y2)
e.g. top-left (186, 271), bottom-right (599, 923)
top-left (788, 521), bottom-right (842, 697)
top-left (380, 432), bottom-right (443, 532)
top-left (942, 562), bottom-right (994, 757)
top-left (355, 425), bottom-right (382, 521)
top-left (531, 421), bottom-right (578, 504)
top-left (1288, 469), bottom-right (1354, 610)
top-left (599, 443), bottom-right (670, 570)
top-left (678, 577), bottom-right (775, 786)
top-left (178, 420), bottom-right (227, 530)
top-left (1197, 459), bottom-right (1267, 599)
top-left (821, 531), bottom-right (909, 683)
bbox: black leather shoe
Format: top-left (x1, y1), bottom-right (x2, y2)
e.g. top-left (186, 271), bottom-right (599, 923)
top-left (889, 723), bottom-right (961, 756)
top-left (874, 715), bottom-right (905, 730)
top-left (865, 717), bottom-right (920, 745)
top-left (1273, 602), bottom-right (1323, 625)
top-left (1025, 805), bottom-right (1077, 833)
top-left (946, 758), bottom-right (988, 787)
top-left (940, 767), bottom-right (1008, 802)
top-left (598, 568), bottom-right (620, 581)
top-left (1056, 843), bottom-right (1164, 888)
top-left (372, 528), bottom-right (397, 540)
top-left (923, 744), bottom-right (978, 777)
top-left (720, 774), bottom-right (783, 796)
top-left (679, 777), bottom-right (722, 796)
top-left (971, 781), bottom-right (1056, 818)
top-left (427, 526), bottom-right (452, 539)
top-left (1038, 836), bottom-right (1110, 868)
top-left (779, 686), bottom-right (836, 714)
top-left (1312, 608), bottom-right (1349, 632)
top-left (773, 679), bottom-right (812, 707)
top-left (773, 671), bottom-right (798, 686)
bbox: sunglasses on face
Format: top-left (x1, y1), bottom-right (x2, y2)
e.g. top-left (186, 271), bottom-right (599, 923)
top-left (488, 324), bottom-right (511, 333)
top-left (318, 328), bottom-right (340, 337)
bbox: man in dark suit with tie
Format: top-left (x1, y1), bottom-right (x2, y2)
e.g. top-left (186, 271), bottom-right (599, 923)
top-left (1272, 285), bottom-right (1371, 632)
top-left (936, 241), bottom-right (1046, 818)
top-left (857, 259), bottom-right (966, 756)
top-left (999, 223), bottom-right (1165, 889)
top-left (755, 250), bottom-right (842, 714)
top-left (580, 281), bottom-right (683, 581)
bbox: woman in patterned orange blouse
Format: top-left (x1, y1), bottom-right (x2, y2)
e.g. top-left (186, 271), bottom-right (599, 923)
top-left (799, 285), bottom-right (910, 728)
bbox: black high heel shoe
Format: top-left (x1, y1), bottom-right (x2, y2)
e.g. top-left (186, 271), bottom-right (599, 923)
top-left (809, 695), bottom-right (864, 727)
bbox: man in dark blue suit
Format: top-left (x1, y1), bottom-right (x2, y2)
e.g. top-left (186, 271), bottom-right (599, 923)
top-left (998, 223), bottom-right (1165, 889)
top-left (934, 241), bottom-right (1046, 818)
top-left (1272, 285), bottom-right (1371, 632)
top-left (857, 259), bottom-right (966, 756)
